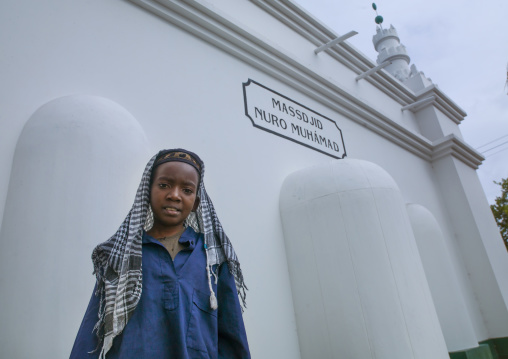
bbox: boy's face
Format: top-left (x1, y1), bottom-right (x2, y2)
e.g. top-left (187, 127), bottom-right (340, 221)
top-left (150, 161), bottom-right (200, 235)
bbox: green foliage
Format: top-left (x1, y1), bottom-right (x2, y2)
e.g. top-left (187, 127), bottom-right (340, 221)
top-left (490, 177), bottom-right (508, 251)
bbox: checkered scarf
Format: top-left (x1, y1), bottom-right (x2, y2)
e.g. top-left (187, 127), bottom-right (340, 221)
top-left (91, 150), bottom-right (247, 358)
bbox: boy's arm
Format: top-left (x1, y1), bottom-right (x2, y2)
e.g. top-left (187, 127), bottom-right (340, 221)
top-left (70, 284), bottom-right (100, 359)
top-left (217, 263), bottom-right (251, 359)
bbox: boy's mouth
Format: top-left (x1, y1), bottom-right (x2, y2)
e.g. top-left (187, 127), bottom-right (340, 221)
top-left (163, 206), bottom-right (180, 214)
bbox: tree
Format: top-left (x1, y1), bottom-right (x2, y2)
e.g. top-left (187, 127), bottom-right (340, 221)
top-left (491, 177), bottom-right (508, 251)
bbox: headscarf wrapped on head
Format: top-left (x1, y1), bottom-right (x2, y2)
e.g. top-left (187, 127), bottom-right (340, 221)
top-left (91, 149), bottom-right (247, 358)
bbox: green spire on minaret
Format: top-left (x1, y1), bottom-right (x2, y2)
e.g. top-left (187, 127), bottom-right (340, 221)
top-left (372, 3), bottom-right (384, 26)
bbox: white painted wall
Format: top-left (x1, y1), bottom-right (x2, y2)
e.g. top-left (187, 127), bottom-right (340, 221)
top-left (414, 106), bottom-right (463, 141)
top-left (433, 156), bottom-right (508, 340)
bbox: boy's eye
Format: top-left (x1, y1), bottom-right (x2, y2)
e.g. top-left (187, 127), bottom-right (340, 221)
top-left (158, 183), bottom-right (168, 188)
top-left (183, 188), bottom-right (193, 194)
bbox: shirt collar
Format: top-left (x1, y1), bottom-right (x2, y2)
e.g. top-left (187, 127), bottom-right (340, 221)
top-left (143, 226), bottom-right (197, 250)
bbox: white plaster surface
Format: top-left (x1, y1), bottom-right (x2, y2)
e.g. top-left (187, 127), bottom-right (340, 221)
top-left (280, 159), bottom-right (449, 359)
top-left (433, 156), bottom-right (508, 340)
top-left (407, 203), bottom-right (479, 351)
top-left (415, 106), bottom-right (463, 142)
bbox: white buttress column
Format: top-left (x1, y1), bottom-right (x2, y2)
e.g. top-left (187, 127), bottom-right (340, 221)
top-left (0, 95), bottom-right (151, 358)
top-left (407, 203), bottom-right (479, 351)
top-left (279, 159), bottom-right (449, 359)
top-left (432, 155), bottom-right (508, 341)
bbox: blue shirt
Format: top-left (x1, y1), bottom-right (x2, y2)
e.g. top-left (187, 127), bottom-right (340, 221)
top-left (70, 227), bottom-right (250, 359)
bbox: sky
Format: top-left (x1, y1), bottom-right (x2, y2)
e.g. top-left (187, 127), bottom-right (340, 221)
top-left (294, 0), bottom-right (508, 204)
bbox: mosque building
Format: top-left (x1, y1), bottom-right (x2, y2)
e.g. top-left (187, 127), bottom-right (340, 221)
top-left (1, 0), bottom-right (507, 358)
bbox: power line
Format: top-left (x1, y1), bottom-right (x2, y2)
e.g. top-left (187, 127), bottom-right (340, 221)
top-left (476, 133), bottom-right (508, 150)
top-left (485, 145), bottom-right (508, 158)
top-left (481, 139), bottom-right (508, 154)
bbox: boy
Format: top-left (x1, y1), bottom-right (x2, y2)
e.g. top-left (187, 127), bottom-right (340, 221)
top-left (71, 149), bottom-right (250, 358)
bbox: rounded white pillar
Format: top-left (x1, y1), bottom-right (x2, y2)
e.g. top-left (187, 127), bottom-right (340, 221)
top-left (279, 159), bottom-right (449, 359)
top-left (0, 95), bottom-right (151, 358)
top-left (407, 203), bottom-right (479, 352)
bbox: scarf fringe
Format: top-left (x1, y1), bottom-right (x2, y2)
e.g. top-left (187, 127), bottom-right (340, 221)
top-left (227, 259), bottom-right (248, 309)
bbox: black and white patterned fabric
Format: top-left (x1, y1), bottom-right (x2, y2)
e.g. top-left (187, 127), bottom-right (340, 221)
top-left (91, 149), bottom-right (246, 358)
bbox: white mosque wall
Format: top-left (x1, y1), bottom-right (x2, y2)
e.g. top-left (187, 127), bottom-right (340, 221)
top-left (151, 0), bottom-right (427, 135)
top-left (0, 0), bottom-right (466, 229)
top-left (434, 107), bottom-right (464, 140)
top-left (0, 0), bottom-right (433, 228)
top-left (0, 0), bottom-right (507, 357)
top-left (414, 105), bottom-right (464, 142)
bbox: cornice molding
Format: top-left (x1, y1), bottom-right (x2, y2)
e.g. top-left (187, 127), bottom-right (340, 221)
top-left (127, 0), bottom-right (480, 168)
top-left (251, 0), bottom-right (415, 105)
top-left (432, 134), bottom-right (484, 169)
top-left (415, 85), bottom-right (466, 124)
top-left (256, 0), bottom-right (468, 122)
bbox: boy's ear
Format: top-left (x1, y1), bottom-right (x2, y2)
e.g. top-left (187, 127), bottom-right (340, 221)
top-left (192, 196), bottom-right (200, 212)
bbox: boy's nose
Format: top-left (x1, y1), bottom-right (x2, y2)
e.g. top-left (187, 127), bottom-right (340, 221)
top-left (166, 188), bottom-right (181, 200)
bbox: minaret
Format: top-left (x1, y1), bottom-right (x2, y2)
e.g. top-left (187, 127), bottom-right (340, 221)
top-left (371, 3), bottom-right (432, 90)
top-left (371, 4), bottom-right (411, 81)
top-left (373, 24), bottom-right (411, 81)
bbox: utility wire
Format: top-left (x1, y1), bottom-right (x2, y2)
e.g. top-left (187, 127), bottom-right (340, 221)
top-left (485, 145), bottom-right (508, 158)
top-left (476, 133), bottom-right (508, 150)
top-left (481, 139), bottom-right (508, 154)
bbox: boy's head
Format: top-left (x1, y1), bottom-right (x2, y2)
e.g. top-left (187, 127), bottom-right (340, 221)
top-left (149, 149), bottom-right (203, 233)
top-left (154, 150), bottom-right (202, 176)
top-left (151, 149), bottom-right (202, 184)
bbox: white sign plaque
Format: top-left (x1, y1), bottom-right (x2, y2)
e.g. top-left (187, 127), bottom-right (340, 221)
top-left (243, 79), bottom-right (346, 159)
